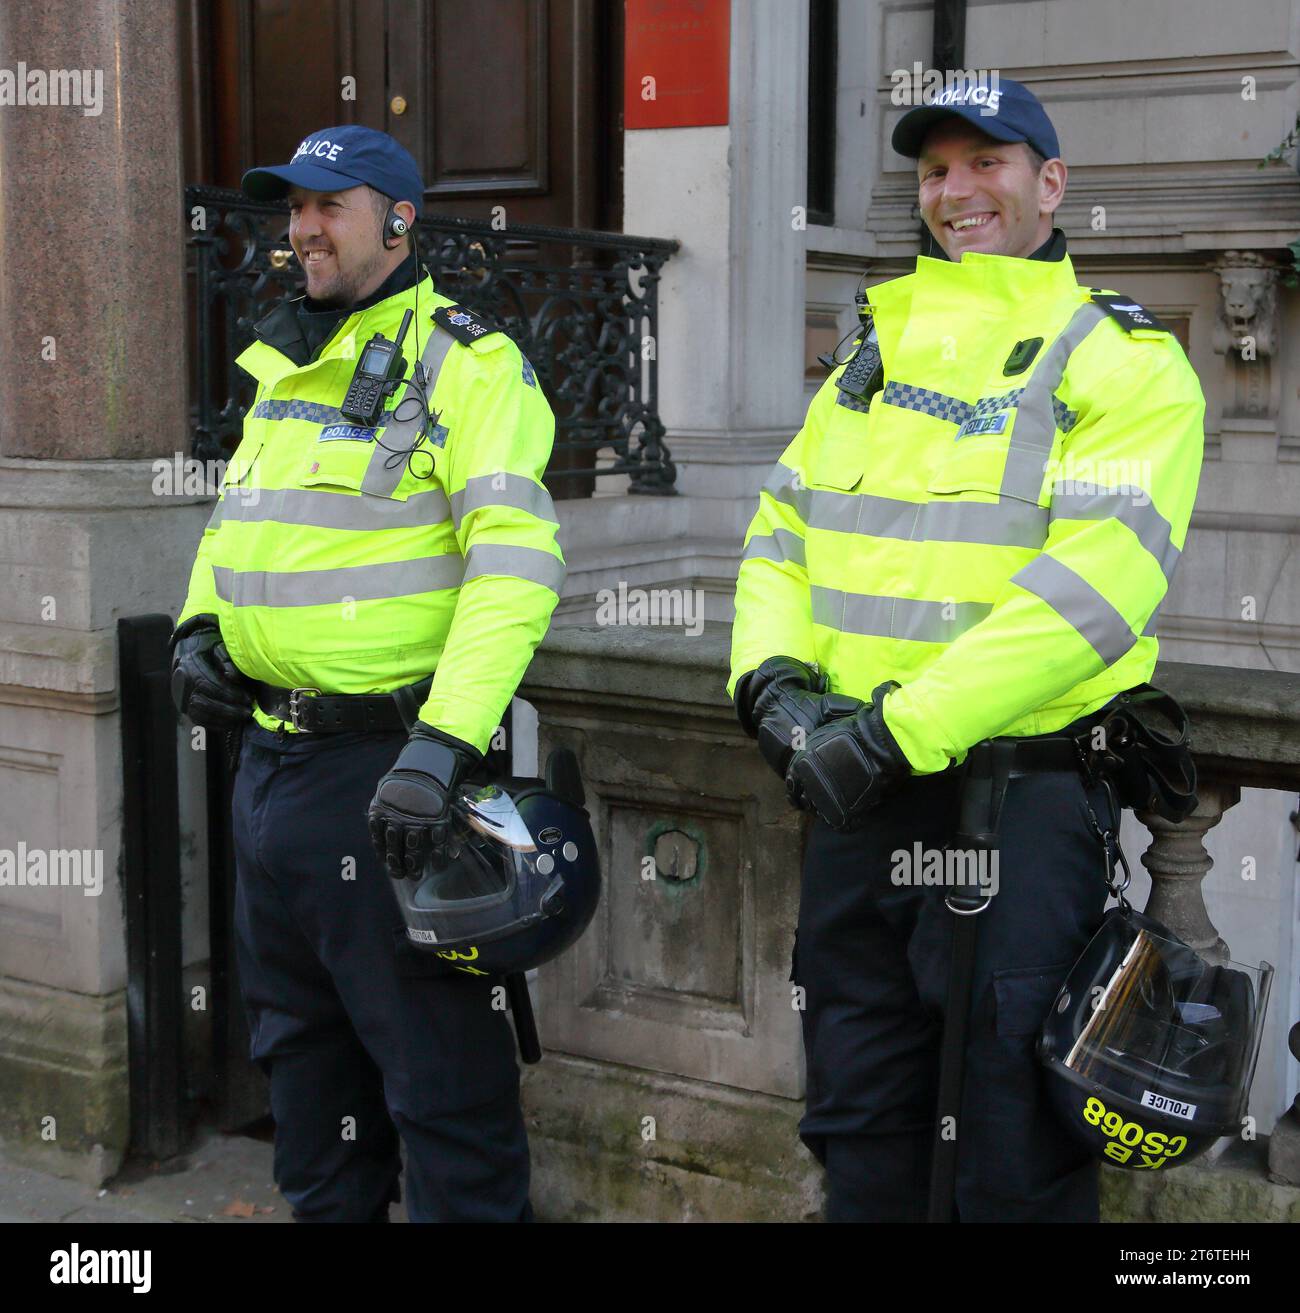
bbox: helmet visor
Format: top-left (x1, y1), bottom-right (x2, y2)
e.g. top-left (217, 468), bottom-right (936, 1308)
top-left (1053, 917), bottom-right (1272, 1129)
top-left (390, 784), bottom-right (550, 949)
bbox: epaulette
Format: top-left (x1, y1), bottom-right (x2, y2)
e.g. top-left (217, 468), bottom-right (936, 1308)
top-left (433, 303), bottom-right (500, 346)
top-left (1089, 291), bottom-right (1170, 335)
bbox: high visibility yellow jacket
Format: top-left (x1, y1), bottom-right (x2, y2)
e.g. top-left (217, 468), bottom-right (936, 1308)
top-left (178, 273), bottom-right (564, 754)
top-left (730, 251), bottom-right (1205, 774)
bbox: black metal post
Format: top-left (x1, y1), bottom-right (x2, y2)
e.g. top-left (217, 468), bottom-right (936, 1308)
top-left (206, 730), bottom-right (268, 1130)
top-left (118, 615), bottom-right (185, 1160)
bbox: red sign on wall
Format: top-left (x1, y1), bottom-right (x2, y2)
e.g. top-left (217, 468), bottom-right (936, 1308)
top-left (624, 0), bottom-right (730, 130)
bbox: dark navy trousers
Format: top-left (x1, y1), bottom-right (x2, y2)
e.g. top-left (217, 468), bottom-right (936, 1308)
top-left (231, 724), bottom-right (530, 1222)
top-left (795, 761), bottom-right (1116, 1222)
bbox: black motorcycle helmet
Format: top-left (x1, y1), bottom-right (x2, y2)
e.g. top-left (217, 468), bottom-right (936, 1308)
top-left (1038, 906), bottom-right (1272, 1171)
top-left (389, 747), bottom-right (601, 977)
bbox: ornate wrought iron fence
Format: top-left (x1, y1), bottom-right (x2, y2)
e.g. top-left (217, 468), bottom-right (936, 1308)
top-left (183, 184), bottom-right (679, 493)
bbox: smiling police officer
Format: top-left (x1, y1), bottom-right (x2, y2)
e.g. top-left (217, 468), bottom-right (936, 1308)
top-left (171, 125), bottom-right (564, 1222)
top-left (730, 79), bottom-right (1205, 1221)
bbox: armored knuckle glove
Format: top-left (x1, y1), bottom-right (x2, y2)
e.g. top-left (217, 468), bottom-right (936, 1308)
top-left (786, 682), bottom-right (910, 831)
top-left (169, 615), bottom-right (254, 730)
top-left (756, 689), bottom-right (863, 781)
top-left (367, 722), bottom-right (482, 879)
top-left (734, 655), bottom-right (822, 738)
top-left (735, 656), bottom-right (862, 781)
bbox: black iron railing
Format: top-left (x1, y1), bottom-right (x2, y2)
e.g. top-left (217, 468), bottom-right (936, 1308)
top-left (184, 185), bottom-right (679, 494)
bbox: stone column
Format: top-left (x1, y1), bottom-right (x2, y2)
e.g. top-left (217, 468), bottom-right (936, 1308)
top-left (555, 0), bottom-right (811, 627)
top-left (0, 1), bottom-right (212, 1183)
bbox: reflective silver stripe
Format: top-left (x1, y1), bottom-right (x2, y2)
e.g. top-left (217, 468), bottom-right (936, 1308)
top-left (811, 586), bottom-right (991, 643)
top-left (742, 527), bottom-right (806, 569)
top-left (873, 494), bottom-right (1047, 548)
top-left (1001, 303), bottom-right (1107, 501)
top-left (206, 501), bottom-right (224, 531)
top-left (805, 486), bottom-right (865, 533)
top-left (1049, 487), bottom-right (1180, 582)
top-left (362, 327), bottom-right (459, 497)
top-left (916, 497), bottom-right (1048, 549)
top-left (462, 543), bottom-right (566, 594)
top-left (218, 486), bottom-right (451, 531)
top-left (761, 461), bottom-right (811, 522)
top-left (212, 556), bottom-right (465, 607)
top-left (450, 473), bottom-right (558, 530)
top-left (770, 477), bottom-right (1047, 548)
top-left (1013, 554), bottom-right (1137, 665)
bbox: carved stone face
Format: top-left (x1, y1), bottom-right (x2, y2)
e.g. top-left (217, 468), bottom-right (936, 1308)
top-left (1220, 267), bottom-right (1271, 327)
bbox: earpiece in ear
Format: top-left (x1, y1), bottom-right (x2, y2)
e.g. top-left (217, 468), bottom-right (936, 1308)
top-left (384, 205), bottom-right (409, 248)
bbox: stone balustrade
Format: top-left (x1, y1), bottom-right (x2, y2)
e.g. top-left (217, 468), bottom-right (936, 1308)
top-left (520, 624), bottom-right (1300, 1221)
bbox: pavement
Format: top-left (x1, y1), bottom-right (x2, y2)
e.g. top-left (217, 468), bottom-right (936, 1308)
top-left (0, 1127), bottom-right (416, 1223)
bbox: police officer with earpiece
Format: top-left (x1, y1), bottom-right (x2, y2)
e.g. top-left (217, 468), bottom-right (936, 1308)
top-left (171, 126), bottom-right (564, 1222)
top-left (730, 80), bottom-right (1206, 1221)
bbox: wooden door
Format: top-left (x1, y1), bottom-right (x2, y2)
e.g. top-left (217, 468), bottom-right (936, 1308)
top-left (184, 0), bottom-right (622, 232)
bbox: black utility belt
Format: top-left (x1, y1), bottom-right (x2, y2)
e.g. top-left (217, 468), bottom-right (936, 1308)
top-left (992, 684), bottom-right (1197, 823)
top-left (997, 733), bottom-right (1083, 774)
top-left (254, 675), bottom-right (433, 734)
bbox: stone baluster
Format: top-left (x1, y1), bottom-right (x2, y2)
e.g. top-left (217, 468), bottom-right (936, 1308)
top-left (1138, 778), bottom-right (1241, 963)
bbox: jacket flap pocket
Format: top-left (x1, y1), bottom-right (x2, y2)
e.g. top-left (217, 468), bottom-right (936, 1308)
top-left (300, 442), bottom-right (382, 495)
top-left (221, 438), bottom-right (264, 488)
top-left (926, 437), bottom-right (1047, 505)
top-left (811, 407), bottom-right (867, 491)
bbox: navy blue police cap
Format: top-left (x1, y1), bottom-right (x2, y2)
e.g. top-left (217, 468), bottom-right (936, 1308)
top-left (242, 125), bottom-right (424, 215)
top-left (892, 76), bottom-right (1059, 162)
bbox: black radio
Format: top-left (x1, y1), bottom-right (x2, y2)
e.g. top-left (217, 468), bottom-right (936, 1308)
top-left (340, 308), bottom-right (414, 426)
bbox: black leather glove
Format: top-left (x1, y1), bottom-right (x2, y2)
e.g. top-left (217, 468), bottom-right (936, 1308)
top-left (786, 681), bottom-right (911, 831)
top-left (367, 722), bottom-right (482, 878)
top-left (735, 656), bottom-right (864, 780)
top-left (169, 614), bottom-right (254, 729)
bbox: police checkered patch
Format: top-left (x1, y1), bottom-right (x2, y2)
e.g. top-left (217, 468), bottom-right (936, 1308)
top-left (882, 380), bottom-right (973, 427)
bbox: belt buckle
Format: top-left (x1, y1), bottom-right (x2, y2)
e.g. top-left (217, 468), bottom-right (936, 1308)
top-left (288, 686), bottom-right (321, 732)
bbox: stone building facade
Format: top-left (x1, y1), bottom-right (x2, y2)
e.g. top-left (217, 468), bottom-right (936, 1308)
top-left (0, 0), bottom-right (1296, 1217)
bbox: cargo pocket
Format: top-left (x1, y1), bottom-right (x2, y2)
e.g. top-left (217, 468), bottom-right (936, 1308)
top-left (976, 961), bottom-right (1091, 1198)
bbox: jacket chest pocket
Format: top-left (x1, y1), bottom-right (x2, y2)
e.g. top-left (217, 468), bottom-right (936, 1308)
top-left (299, 440), bottom-right (414, 510)
top-left (298, 441), bottom-right (454, 534)
top-left (809, 405), bottom-right (868, 492)
top-left (222, 434), bottom-right (264, 489)
top-left (926, 436), bottom-right (1018, 500)
top-left (920, 436), bottom-right (1051, 552)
